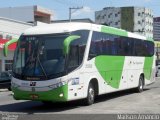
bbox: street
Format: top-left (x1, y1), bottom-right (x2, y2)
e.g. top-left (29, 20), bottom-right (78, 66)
top-left (0, 78), bottom-right (160, 120)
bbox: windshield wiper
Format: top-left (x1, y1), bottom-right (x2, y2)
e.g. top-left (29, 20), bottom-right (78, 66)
top-left (35, 41), bottom-right (48, 79)
top-left (21, 55), bottom-right (34, 75)
top-left (36, 54), bottom-right (48, 79)
top-left (21, 41), bottom-right (38, 76)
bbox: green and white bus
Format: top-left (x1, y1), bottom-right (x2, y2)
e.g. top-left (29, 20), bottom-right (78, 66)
top-left (11, 22), bottom-right (155, 105)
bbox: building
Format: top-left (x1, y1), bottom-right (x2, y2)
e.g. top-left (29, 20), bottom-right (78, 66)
top-left (95, 7), bottom-right (153, 38)
top-left (0, 5), bottom-right (53, 24)
top-left (153, 17), bottom-right (160, 41)
top-left (0, 17), bottom-right (32, 72)
top-left (153, 17), bottom-right (160, 59)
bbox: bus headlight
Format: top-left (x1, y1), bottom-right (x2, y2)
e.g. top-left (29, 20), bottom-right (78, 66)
top-left (68, 78), bottom-right (79, 85)
top-left (49, 81), bottom-right (66, 89)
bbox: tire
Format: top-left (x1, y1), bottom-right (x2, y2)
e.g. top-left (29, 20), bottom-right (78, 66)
top-left (136, 75), bottom-right (144, 93)
top-left (84, 83), bottom-right (95, 105)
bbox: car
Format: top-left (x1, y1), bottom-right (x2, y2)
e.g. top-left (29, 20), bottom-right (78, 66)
top-left (156, 65), bottom-right (160, 77)
top-left (156, 59), bottom-right (160, 77)
top-left (0, 71), bottom-right (12, 90)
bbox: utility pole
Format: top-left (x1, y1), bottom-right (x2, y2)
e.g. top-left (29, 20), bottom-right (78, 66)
top-left (69, 7), bottom-right (83, 22)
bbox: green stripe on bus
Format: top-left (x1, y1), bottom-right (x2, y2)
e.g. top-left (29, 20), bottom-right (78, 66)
top-left (95, 56), bottom-right (125, 88)
top-left (143, 57), bottom-right (154, 80)
top-left (101, 26), bottom-right (128, 37)
top-left (4, 38), bottom-right (18, 57)
top-left (12, 85), bottom-right (68, 102)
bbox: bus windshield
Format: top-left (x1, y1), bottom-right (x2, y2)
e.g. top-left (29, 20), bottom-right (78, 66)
top-left (13, 30), bottom-right (89, 80)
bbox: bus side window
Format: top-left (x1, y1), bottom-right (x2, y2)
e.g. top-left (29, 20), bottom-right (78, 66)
top-left (146, 41), bottom-right (154, 56)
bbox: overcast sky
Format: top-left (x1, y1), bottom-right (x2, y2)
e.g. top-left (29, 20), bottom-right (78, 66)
top-left (0, 0), bottom-right (159, 20)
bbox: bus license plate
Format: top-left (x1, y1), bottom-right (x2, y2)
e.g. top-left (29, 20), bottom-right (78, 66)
top-left (30, 94), bottom-right (39, 99)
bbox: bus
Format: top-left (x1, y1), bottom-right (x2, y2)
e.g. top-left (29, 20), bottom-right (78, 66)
top-left (10, 22), bottom-right (155, 105)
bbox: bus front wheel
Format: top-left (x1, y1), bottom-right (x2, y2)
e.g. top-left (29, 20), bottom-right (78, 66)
top-left (84, 83), bottom-right (95, 105)
top-left (136, 75), bottom-right (144, 93)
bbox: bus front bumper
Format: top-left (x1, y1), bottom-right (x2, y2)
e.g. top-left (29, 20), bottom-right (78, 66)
top-left (12, 85), bottom-right (68, 102)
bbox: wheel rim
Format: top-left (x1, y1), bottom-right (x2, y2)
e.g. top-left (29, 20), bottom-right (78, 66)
top-left (139, 78), bottom-right (143, 91)
top-left (89, 87), bottom-right (94, 103)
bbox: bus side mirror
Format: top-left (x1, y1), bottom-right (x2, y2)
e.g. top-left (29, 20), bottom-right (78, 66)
top-left (63, 35), bottom-right (80, 55)
top-left (4, 39), bottom-right (18, 57)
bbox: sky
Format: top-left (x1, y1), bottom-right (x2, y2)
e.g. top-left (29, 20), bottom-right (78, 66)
top-left (0, 0), bottom-right (160, 21)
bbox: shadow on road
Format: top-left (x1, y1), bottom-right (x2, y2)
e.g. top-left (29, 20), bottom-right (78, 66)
top-left (0, 88), bottom-right (150, 114)
top-left (0, 100), bottom-right (82, 114)
top-left (95, 88), bottom-right (150, 104)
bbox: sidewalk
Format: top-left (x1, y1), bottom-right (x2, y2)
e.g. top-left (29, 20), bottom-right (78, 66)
top-left (0, 89), bottom-right (8, 92)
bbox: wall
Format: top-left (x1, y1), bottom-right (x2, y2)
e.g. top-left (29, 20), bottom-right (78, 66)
top-left (0, 6), bottom-right (34, 22)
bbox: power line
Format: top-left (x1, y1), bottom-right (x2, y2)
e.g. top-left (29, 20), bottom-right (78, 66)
top-left (69, 6), bottom-right (83, 22)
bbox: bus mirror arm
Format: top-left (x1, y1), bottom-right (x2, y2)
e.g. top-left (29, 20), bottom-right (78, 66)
top-left (3, 39), bottom-right (18, 57)
top-left (63, 35), bottom-right (80, 55)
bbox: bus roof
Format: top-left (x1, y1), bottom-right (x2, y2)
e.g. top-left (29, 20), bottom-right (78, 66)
top-left (23, 22), bottom-right (93, 35)
top-left (23, 22), bottom-right (153, 41)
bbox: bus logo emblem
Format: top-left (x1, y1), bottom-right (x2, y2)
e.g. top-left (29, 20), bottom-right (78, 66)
top-left (30, 82), bottom-right (36, 86)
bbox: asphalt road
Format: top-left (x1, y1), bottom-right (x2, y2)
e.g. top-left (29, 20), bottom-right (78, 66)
top-left (0, 78), bottom-right (160, 120)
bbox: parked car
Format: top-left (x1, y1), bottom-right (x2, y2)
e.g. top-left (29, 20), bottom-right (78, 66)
top-left (0, 71), bottom-right (12, 90)
top-left (156, 60), bottom-right (160, 77)
top-left (156, 65), bottom-right (160, 77)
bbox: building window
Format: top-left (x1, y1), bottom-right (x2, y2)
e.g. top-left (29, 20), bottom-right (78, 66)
top-left (115, 14), bottom-right (118, 17)
top-left (138, 21), bottom-right (141, 24)
top-left (115, 22), bottom-right (118, 25)
top-left (102, 15), bottom-right (106, 19)
top-left (138, 13), bottom-right (141, 16)
top-left (108, 13), bottom-right (112, 18)
top-left (96, 15), bottom-right (100, 20)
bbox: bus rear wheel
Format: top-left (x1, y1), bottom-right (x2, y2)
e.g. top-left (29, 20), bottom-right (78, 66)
top-left (84, 83), bottom-right (95, 105)
top-left (136, 75), bottom-right (144, 93)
